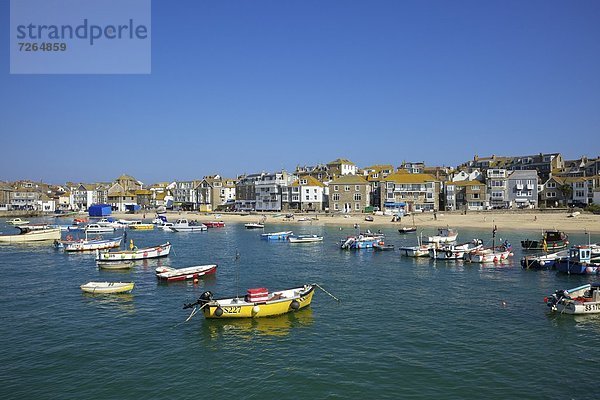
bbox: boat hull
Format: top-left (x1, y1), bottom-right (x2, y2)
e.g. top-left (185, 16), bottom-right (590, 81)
top-left (156, 264), bottom-right (217, 281)
top-left (97, 261), bottom-right (134, 270)
top-left (0, 227), bottom-right (61, 243)
top-left (202, 285), bottom-right (315, 319)
top-left (80, 281), bottom-right (134, 294)
top-left (555, 260), bottom-right (599, 274)
top-left (64, 237), bottom-right (123, 252)
top-left (96, 242), bottom-right (171, 261)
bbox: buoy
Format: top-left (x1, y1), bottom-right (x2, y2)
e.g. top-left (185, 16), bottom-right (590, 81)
top-left (500, 254), bottom-right (505, 260)
top-left (493, 257), bottom-right (498, 263)
top-left (290, 300), bottom-right (300, 310)
top-left (193, 278), bottom-right (199, 284)
top-left (214, 307), bottom-right (223, 317)
top-left (252, 305), bottom-right (260, 314)
top-left (501, 301), bottom-right (507, 307)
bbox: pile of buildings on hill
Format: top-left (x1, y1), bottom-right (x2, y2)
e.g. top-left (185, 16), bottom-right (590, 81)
top-left (1, 154), bottom-right (599, 214)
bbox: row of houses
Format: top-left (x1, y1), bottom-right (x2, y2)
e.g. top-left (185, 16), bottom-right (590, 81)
top-left (2, 154), bottom-right (600, 214)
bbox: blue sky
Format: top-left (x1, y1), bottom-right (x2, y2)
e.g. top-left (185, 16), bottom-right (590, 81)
top-left (1, 0), bottom-right (599, 184)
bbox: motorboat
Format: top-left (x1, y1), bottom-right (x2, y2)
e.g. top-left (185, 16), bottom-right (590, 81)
top-left (545, 283), bottom-right (600, 314)
top-left (169, 219), bottom-right (207, 232)
top-left (183, 284), bottom-right (315, 319)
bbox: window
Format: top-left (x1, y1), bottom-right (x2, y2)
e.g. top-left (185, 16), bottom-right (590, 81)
top-left (345, 186), bottom-right (350, 192)
top-left (333, 185), bottom-right (339, 192)
top-left (355, 203), bottom-right (361, 210)
top-left (305, 195), bottom-right (310, 200)
top-left (547, 182), bottom-right (556, 188)
top-left (355, 185), bottom-right (360, 191)
top-left (471, 186), bottom-right (480, 191)
top-left (300, 179), bottom-right (307, 185)
top-left (471, 193), bottom-right (480, 200)
top-left (575, 190), bottom-right (585, 197)
top-left (334, 203), bottom-right (339, 211)
top-left (547, 192), bottom-right (556, 198)
top-left (332, 193), bottom-right (340, 201)
top-left (354, 193), bottom-right (362, 201)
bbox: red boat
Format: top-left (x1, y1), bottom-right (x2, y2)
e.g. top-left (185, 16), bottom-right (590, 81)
top-left (155, 264), bottom-right (217, 282)
top-left (203, 221), bottom-right (225, 228)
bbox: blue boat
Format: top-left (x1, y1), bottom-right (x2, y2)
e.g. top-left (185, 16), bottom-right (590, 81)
top-left (555, 246), bottom-right (600, 274)
top-left (261, 231), bottom-right (293, 240)
top-left (340, 233), bottom-right (385, 250)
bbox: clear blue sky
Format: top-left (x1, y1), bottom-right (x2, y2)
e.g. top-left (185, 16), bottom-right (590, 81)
top-left (2, 0), bottom-right (599, 184)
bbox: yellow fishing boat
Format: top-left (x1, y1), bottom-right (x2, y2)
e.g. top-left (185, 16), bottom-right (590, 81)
top-left (128, 221), bottom-right (154, 230)
top-left (184, 284), bottom-right (316, 319)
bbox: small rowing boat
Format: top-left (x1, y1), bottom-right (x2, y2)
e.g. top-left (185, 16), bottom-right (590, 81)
top-left (97, 260), bottom-right (134, 270)
top-left (245, 223), bottom-right (264, 229)
top-left (155, 264), bottom-right (217, 282)
top-left (80, 281), bottom-right (135, 294)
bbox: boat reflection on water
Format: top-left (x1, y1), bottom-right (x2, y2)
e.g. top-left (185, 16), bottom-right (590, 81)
top-left (81, 292), bottom-right (136, 314)
top-left (201, 307), bottom-right (314, 341)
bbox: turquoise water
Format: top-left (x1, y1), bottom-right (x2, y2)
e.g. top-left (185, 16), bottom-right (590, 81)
top-left (1, 219), bottom-right (599, 399)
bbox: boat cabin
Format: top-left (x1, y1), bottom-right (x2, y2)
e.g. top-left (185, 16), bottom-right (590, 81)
top-left (569, 246), bottom-right (593, 263)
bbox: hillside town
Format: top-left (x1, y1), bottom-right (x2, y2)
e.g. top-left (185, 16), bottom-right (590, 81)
top-left (2, 153), bottom-right (600, 215)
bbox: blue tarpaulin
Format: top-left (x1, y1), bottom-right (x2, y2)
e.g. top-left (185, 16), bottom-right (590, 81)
top-left (88, 204), bottom-right (112, 217)
top-left (125, 204), bottom-right (142, 213)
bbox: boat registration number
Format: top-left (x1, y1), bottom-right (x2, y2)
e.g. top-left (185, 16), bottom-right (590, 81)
top-left (584, 303), bottom-right (600, 312)
top-left (222, 306), bottom-right (241, 314)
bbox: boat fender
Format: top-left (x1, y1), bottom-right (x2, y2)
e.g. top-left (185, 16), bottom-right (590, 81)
top-left (214, 307), bottom-right (223, 317)
top-left (252, 305), bottom-right (260, 314)
top-left (290, 300), bottom-right (300, 310)
top-left (446, 250), bottom-right (453, 258)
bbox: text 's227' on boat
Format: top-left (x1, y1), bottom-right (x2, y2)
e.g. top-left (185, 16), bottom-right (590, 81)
top-left (183, 284), bottom-right (316, 318)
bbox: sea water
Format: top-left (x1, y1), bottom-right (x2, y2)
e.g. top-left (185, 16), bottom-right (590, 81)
top-left (0, 219), bottom-right (598, 399)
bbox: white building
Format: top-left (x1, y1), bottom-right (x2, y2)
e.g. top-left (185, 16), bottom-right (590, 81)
top-left (290, 176), bottom-right (325, 211)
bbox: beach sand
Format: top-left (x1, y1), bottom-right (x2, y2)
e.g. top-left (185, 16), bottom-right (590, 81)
top-left (111, 210), bottom-right (600, 235)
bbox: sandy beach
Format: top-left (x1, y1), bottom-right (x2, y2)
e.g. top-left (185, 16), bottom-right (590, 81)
top-left (111, 209), bottom-right (600, 235)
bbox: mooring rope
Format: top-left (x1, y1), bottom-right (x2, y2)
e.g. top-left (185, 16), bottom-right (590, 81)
top-left (314, 283), bottom-right (340, 302)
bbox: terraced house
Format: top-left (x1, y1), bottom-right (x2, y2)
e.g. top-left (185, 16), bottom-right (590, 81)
top-left (328, 175), bottom-right (371, 213)
top-left (197, 175), bottom-right (236, 212)
top-left (376, 170), bottom-right (440, 214)
top-left (445, 180), bottom-right (487, 211)
top-left (289, 175), bottom-right (325, 211)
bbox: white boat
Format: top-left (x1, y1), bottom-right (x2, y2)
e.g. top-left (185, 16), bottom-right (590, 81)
top-left (96, 218), bottom-right (126, 229)
top-left (0, 226), bottom-right (61, 243)
top-left (159, 222), bottom-right (175, 231)
top-left (155, 264), bottom-right (218, 282)
top-left (427, 227), bottom-right (458, 243)
top-left (6, 218), bottom-right (30, 225)
top-left (261, 231), bottom-right (293, 240)
top-left (288, 234), bottom-right (324, 243)
top-left (520, 249), bottom-right (569, 269)
top-left (399, 231), bottom-right (436, 257)
top-left (429, 239), bottom-right (483, 260)
top-left (245, 223), bottom-right (264, 229)
top-left (96, 242), bottom-right (171, 261)
top-left (169, 219), bottom-right (207, 232)
top-left (85, 224), bottom-right (116, 234)
top-left (464, 243), bottom-right (512, 263)
top-left (80, 281), bottom-right (134, 294)
top-left (62, 236), bottom-right (123, 252)
top-left (545, 283), bottom-right (600, 314)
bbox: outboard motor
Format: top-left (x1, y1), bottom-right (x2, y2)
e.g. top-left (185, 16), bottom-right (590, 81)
top-left (183, 291), bottom-right (214, 309)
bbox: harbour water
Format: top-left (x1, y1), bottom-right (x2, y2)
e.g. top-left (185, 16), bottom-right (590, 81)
top-left (1, 219), bottom-right (598, 399)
